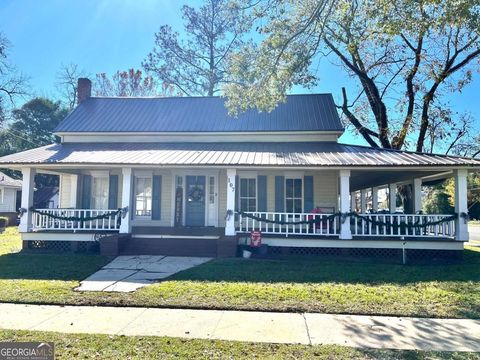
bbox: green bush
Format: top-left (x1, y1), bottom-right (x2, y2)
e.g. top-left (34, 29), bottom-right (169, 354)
top-left (0, 217), bottom-right (7, 228)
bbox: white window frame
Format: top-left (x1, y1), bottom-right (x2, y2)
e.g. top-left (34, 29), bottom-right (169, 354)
top-left (90, 175), bottom-right (109, 210)
top-left (239, 176), bottom-right (258, 212)
top-left (285, 176), bottom-right (303, 214)
top-left (134, 175), bottom-right (153, 219)
top-left (0, 188), bottom-right (4, 204)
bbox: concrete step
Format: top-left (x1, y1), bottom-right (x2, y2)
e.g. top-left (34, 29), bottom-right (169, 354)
top-left (120, 237), bottom-right (219, 257)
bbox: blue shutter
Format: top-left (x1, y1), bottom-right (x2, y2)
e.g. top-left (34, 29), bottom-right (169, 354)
top-left (257, 176), bottom-right (267, 212)
top-left (152, 175), bottom-right (162, 220)
top-left (108, 175), bottom-right (118, 209)
top-left (304, 175), bottom-right (314, 212)
top-left (275, 176), bottom-right (284, 212)
top-left (82, 175), bottom-right (92, 209)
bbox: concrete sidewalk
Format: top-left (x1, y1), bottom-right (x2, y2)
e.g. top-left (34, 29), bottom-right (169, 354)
top-left (0, 303), bottom-right (479, 352)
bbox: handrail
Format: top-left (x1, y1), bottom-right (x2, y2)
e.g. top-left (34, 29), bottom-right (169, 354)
top-left (32, 208), bottom-right (121, 231)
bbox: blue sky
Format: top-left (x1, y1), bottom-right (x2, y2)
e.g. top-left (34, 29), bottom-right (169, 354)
top-left (0, 0), bottom-right (478, 147)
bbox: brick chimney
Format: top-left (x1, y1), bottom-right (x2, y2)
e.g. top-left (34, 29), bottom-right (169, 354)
top-left (77, 78), bottom-right (92, 104)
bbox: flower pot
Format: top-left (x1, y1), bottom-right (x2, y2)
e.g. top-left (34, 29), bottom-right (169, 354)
top-left (242, 250), bottom-right (252, 258)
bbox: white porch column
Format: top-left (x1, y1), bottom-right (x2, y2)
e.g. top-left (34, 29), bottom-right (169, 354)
top-left (19, 167), bottom-right (36, 233)
top-left (339, 170), bottom-right (352, 239)
top-left (119, 167), bottom-right (133, 234)
top-left (372, 187), bottom-right (379, 212)
top-left (413, 178), bottom-right (422, 214)
top-left (360, 189), bottom-right (367, 213)
top-left (225, 168), bottom-right (237, 236)
top-left (70, 174), bottom-right (78, 208)
top-left (350, 192), bottom-right (356, 212)
top-left (454, 169), bottom-right (469, 241)
top-left (389, 183), bottom-right (397, 213)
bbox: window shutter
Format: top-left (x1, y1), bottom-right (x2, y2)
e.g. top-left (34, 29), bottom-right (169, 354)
top-left (82, 175), bottom-right (92, 209)
top-left (257, 175), bottom-right (267, 212)
top-left (304, 175), bottom-right (314, 212)
top-left (275, 176), bottom-right (284, 212)
top-left (152, 175), bottom-right (162, 220)
top-left (108, 175), bottom-right (118, 209)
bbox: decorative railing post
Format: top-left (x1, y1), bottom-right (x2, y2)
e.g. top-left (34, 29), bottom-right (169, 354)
top-left (19, 167), bottom-right (36, 233)
top-left (225, 169), bottom-right (236, 236)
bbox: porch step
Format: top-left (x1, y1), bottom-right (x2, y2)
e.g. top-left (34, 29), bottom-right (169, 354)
top-left (120, 236), bottom-right (219, 257)
top-left (132, 226), bottom-right (224, 237)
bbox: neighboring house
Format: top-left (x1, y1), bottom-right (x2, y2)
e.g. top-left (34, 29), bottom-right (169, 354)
top-left (34, 187), bottom-right (59, 209)
top-left (0, 78), bottom-right (479, 256)
top-left (0, 171), bottom-right (21, 225)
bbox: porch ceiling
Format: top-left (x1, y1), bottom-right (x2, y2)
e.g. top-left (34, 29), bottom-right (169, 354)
top-left (350, 169), bottom-right (451, 191)
top-left (0, 142), bottom-right (479, 169)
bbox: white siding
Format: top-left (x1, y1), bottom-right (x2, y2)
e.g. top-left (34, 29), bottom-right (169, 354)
top-left (0, 187), bottom-right (17, 212)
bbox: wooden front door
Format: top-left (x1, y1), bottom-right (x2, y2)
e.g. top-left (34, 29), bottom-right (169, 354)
top-left (185, 175), bottom-right (206, 227)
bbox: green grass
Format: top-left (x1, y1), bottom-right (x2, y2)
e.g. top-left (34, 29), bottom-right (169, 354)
top-left (1, 330), bottom-right (478, 360)
top-left (0, 228), bottom-right (479, 318)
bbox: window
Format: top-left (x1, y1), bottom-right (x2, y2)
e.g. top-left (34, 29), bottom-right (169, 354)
top-left (135, 177), bottom-right (152, 217)
top-left (91, 177), bottom-right (109, 209)
top-left (239, 178), bottom-right (256, 212)
top-left (209, 176), bottom-right (215, 204)
top-left (286, 178), bottom-right (302, 213)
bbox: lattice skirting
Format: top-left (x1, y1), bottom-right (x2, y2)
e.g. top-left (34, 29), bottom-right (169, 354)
top-left (267, 246), bottom-right (462, 261)
top-left (26, 240), bottom-right (99, 253)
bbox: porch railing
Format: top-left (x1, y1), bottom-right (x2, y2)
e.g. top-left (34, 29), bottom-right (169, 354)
top-left (351, 213), bottom-right (456, 238)
top-left (236, 212), bottom-right (456, 239)
top-left (236, 212), bottom-right (339, 236)
top-left (32, 209), bottom-right (121, 232)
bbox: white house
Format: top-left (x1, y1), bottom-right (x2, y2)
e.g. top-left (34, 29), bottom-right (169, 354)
top-left (0, 171), bottom-right (21, 225)
top-left (0, 78), bottom-right (479, 257)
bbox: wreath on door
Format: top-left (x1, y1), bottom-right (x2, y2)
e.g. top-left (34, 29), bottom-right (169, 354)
top-left (188, 186), bottom-right (204, 202)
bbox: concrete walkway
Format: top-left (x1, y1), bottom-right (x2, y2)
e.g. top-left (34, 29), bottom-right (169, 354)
top-left (0, 303), bottom-right (479, 352)
top-left (76, 255), bottom-right (212, 292)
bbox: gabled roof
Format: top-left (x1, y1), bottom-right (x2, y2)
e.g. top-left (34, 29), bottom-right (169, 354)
top-left (0, 171), bottom-right (22, 188)
top-left (0, 142), bottom-right (479, 168)
top-left (53, 94), bottom-right (344, 133)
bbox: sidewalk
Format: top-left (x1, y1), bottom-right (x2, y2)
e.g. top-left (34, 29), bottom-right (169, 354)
top-left (0, 303), bottom-right (479, 352)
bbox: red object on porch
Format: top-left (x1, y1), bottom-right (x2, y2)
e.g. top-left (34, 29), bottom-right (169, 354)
top-left (308, 207), bottom-right (323, 229)
top-left (250, 231), bottom-right (262, 247)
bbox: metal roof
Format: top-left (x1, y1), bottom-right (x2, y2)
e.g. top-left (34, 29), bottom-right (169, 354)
top-left (53, 94), bottom-right (344, 133)
top-left (0, 142), bottom-right (479, 168)
top-left (0, 171), bottom-right (22, 187)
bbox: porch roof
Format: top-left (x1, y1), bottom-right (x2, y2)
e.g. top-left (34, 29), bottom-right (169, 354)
top-left (0, 142), bottom-right (479, 169)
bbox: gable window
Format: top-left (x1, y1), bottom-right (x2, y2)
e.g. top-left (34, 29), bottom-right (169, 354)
top-left (135, 177), bottom-right (152, 217)
top-left (286, 178), bottom-right (302, 213)
top-left (239, 178), bottom-right (256, 212)
top-left (91, 177), bottom-right (109, 209)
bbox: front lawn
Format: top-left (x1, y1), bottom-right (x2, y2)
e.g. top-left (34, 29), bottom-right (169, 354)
top-left (1, 329), bottom-right (477, 360)
top-left (0, 227), bottom-right (479, 318)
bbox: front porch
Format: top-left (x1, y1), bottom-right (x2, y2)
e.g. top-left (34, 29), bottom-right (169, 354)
top-left (16, 164), bottom-right (471, 255)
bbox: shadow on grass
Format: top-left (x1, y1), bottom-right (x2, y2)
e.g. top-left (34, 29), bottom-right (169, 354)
top-left (0, 252), bottom-right (110, 281)
top-left (170, 248), bottom-right (480, 285)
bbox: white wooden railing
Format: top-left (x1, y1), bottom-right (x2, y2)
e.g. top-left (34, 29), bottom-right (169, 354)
top-left (236, 212), bottom-right (456, 239)
top-left (351, 213), bottom-right (456, 238)
top-left (32, 209), bottom-right (121, 231)
top-left (236, 212), bottom-right (339, 236)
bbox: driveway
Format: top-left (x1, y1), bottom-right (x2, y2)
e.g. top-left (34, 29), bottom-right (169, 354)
top-left (75, 255), bottom-right (212, 292)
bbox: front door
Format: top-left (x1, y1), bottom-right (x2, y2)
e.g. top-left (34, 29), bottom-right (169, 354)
top-left (185, 175), bottom-right (206, 226)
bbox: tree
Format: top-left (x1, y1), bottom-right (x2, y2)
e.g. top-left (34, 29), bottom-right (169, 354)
top-left (93, 69), bottom-right (167, 97)
top-left (225, 0), bottom-right (480, 155)
top-left (0, 32), bottom-right (28, 125)
top-left (55, 63), bottom-right (89, 110)
top-left (3, 98), bottom-right (67, 154)
top-left (143, 0), bottom-right (247, 96)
